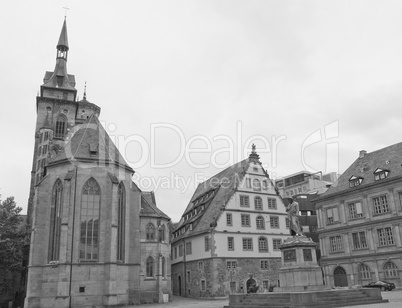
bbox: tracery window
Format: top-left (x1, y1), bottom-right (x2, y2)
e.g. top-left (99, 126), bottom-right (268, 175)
top-left (359, 264), bottom-right (371, 279)
top-left (49, 180), bottom-right (63, 262)
top-left (80, 178), bottom-right (100, 261)
top-left (159, 224), bottom-right (166, 242)
top-left (55, 114), bottom-right (67, 138)
top-left (146, 223), bottom-right (155, 241)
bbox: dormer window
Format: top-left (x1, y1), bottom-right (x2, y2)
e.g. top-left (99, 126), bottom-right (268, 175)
top-left (374, 168), bottom-right (389, 181)
top-left (349, 176), bottom-right (363, 188)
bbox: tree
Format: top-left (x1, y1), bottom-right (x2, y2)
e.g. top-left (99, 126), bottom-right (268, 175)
top-left (0, 197), bottom-right (30, 306)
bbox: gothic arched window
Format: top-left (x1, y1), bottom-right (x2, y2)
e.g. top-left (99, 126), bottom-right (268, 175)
top-left (117, 182), bottom-right (125, 262)
top-left (159, 224), bottom-right (166, 242)
top-left (55, 114), bottom-right (67, 138)
top-left (146, 223), bottom-right (155, 241)
top-left (146, 256), bottom-right (154, 277)
top-left (254, 197), bottom-right (262, 210)
top-left (80, 178), bottom-right (100, 261)
top-left (258, 237), bottom-right (268, 252)
top-left (384, 261), bottom-right (398, 278)
top-left (256, 216), bottom-right (265, 230)
top-left (49, 180), bottom-right (63, 262)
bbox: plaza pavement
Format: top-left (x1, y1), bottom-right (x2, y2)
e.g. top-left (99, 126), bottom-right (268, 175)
top-left (132, 289), bottom-right (402, 308)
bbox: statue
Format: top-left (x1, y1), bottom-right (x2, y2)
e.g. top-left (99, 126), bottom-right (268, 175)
top-left (286, 197), bottom-right (302, 236)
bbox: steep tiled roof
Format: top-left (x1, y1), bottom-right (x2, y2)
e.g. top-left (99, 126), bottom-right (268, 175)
top-left (57, 18), bottom-right (69, 49)
top-left (48, 115), bottom-right (133, 173)
top-left (140, 191), bottom-right (170, 220)
top-left (173, 159), bottom-right (250, 240)
top-left (317, 142), bottom-right (402, 199)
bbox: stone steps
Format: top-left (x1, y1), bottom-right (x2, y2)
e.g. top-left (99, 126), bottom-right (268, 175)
top-left (224, 289), bottom-right (389, 308)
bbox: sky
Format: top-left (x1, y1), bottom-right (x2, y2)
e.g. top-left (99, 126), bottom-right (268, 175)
top-left (1, 0), bottom-right (402, 222)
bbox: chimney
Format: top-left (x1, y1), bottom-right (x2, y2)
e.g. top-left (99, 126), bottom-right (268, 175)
top-left (359, 150), bottom-right (367, 158)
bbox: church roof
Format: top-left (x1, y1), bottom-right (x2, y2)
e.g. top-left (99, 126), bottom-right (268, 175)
top-left (140, 191), bottom-right (170, 220)
top-left (173, 158), bottom-right (251, 240)
top-left (316, 141), bottom-right (402, 201)
top-left (48, 115), bottom-right (134, 173)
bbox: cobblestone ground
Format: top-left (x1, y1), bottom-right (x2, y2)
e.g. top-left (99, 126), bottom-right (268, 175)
top-left (131, 289), bottom-right (402, 308)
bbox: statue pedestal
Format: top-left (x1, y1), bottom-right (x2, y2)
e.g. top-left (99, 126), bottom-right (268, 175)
top-left (275, 235), bottom-right (329, 292)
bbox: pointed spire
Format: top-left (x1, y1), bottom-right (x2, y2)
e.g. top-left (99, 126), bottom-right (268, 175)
top-left (57, 17), bottom-right (69, 51)
top-left (83, 82), bottom-right (87, 100)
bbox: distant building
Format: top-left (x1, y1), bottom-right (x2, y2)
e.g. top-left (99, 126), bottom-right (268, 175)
top-left (315, 144), bottom-right (402, 288)
top-left (171, 146), bottom-right (290, 297)
top-left (275, 171), bottom-right (338, 197)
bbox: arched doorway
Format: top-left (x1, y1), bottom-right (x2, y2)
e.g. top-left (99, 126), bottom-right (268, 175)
top-left (178, 275), bottom-right (182, 296)
top-left (334, 266), bottom-right (348, 287)
top-left (246, 277), bottom-right (257, 293)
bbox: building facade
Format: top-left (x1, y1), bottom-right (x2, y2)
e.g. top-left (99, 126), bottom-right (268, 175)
top-left (25, 19), bottom-right (171, 307)
top-left (171, 147), bottom-right (290, 297)
top-left (275, 171), bottom-right (337, 198)
top-left (315, 145), bottom-right (402, 288)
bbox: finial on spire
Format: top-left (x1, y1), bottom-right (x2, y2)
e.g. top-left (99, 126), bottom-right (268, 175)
top-left (249, 143), bottom-right (260, 162)
top-left (63, 5), bottom-right (70, 18)
top-left (83, 81), bottom-right (87, 100)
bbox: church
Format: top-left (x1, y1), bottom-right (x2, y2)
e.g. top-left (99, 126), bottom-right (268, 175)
top-left (25, 19), bottom-right (171, 307)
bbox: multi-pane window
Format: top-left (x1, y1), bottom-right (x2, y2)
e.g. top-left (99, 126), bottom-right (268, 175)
top-left (80, 178), bottom-right (100, 261)
top-left (226, 213), bottom-right (233, 226)
top-left (227, 237), bottom-right (234, 251)
top-left (329, 235), bottom-right (344, 253)
top-left (258, 237), bottom-right (268, 252)
top-left (241, 214), bottom-right (251, 227)
top-left (227, 261), bottom-right (237, 270)
top-left (270, 216), bottom-right (279, 228)
top-left (359, 264), bottom-right (371, 279)
top-left (267, 198), bottom-right (277, 209)
top-left (204, 236), bottom-right (210, 251)
top-left (146, 223), bottom-right (155, 240)
top-left (384, 262), bottom-right (398, 278)
top-left (256, 216), bottom-right (265, 229)
top-left (253, 179), bottom-right (261, 191)
top-left (55, 114), bottom-right (67, 138)
top-left (262, 280), bottom-right (269, 290)
top-left (326, 207), bottom-right (339, 224)
top-left (242, 238), bottom-right (253, 251)
top-left (352, 231), bottom-right (368, 249)
top-left (377, 227), bottom-right (394, 246)
top-left (186, 242), bottom-right (192, 255)
top-left (260, 260), bottom-right (269, 269)
top-left (349, 176), bottom-right (363, 187)
top-left (254, 197), bottom-right (262, 210)
top-left (285, 218), bottom-right (290, 229)
top-left (146, 256), bottom-right (154, 277)
top-left (374, 169), bottom-right (389, 181)
top-left (373, 195), bottom-right (389, 215)
top-left (179, 244), bottom-right (183, 257)
top-left (240, 195), bottom-right (250, 207)
top-left (117, 183), bottom-right (125, 262)
top-left (273, 239), bottom-right (282, 250)
top-left (49, 180), bottom-right (63, 262)
top-left (262, 180), bottom-right (268, 190)
top-left (348, 202), bottom-right (363, 219)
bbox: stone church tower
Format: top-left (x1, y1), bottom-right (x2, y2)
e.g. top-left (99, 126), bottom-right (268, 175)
top-left (25, 19), bottom-right (171, 308)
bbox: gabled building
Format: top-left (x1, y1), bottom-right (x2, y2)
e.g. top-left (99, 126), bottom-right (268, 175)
top-left (315, 144), bottom-right (402, 288)
top-left (25, 19), bottom-right (171, 307)
top-left (171, 146), bottom-right (290, 297)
